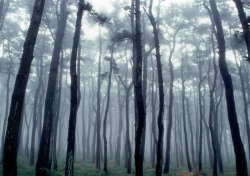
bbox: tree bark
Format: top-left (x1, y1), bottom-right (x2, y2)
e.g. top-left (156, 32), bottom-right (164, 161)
top-left (209, 0), bottom-right (248, 175)
top-left (65, 1), bottom-right (86, 175)
top-left (3, 0), bottom-right (45, 175)
top-left (134, 0), bottom-right (146, 174)
top-left (36, 0), bottom-right (68, 174)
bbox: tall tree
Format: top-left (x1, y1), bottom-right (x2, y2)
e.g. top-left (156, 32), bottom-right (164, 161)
top-left (65, 1), bottom-right (90, 175)
top-left (103, 43), bottom-right (114, 173)
top-left (2, 0), bottom-right (45, 175)
top-left (163, 28), bottom-right (179, 174)
top-left (134, 0), bottom-right (146, 175)
top-left (36, 0), bottom-right (68, 174)
top-left (209, 0), bottom-right (248, 175)
top-left (147, 0), bottom-right (164, 175)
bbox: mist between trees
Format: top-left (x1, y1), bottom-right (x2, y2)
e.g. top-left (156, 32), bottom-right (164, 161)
top-left (0, 0), bottom-right (250, 176)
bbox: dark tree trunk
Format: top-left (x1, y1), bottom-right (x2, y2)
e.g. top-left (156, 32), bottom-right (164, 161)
top-left (209, 0), bottom-right (248, 175)
top-left (235, 58), bottom-right (250, 160)
top-left (103, 43), bottom-right (114, 173)
top-left (3, 0), bottom-right (45, 175)
top-left (36, 0), bottom-right (68, 174)
top-left (147, 1), bottom-right (164, 174)
top-left (134, 0), bottom-right (146, 175)
top-left (65, 1), bottom-right (86, 175)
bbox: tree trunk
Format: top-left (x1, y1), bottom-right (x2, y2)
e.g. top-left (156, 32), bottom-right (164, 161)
top-left (36, 0), bottom-right (68, 174)
top-left (163, 28), bottom-right (179, 174)
top-left (3, 0), bottom-right (45, 175)
top-left (209, 0), bottom-right (248, 175)
top-left (147, 1), bottom-right (164, 174)
top-left (103, 43), bottom-right (114, 173)
top-left (134, 0), bottom-right (146, 175)
top-left (65, 1), bottom-right (86, 175)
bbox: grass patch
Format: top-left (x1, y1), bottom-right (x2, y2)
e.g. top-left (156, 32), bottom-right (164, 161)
top-left (0, 157), bottom-right (242, 175)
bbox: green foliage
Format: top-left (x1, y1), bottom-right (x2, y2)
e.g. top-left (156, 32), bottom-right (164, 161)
top-left (0, 159), bottom-right (240, 176)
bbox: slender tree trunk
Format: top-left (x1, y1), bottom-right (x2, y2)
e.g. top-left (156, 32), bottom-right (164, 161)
top-left (209, 0), bottom-right (248, 175)
top-left (3, 0), bottom-right (45, 175)
top-left (103, 43), bottom-right (114, 173)
top-left (134, 0), bottom-right (146, 175)
top-left (65, 1), bottom-right (87, 175)
top-left (163, 29), bottom-right (179, 174)
top-left (147, 1), bottom-right (164, 174)
top-left (36, 0), bottom-right (68, 174)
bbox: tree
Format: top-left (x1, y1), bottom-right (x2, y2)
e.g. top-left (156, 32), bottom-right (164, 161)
top-left (2, 0), bottom-right (45, 175)
top-left (209, 0), bottom-right (248, 175)
top-left (134, 0), bottom-right (146, 175)
top-left (36, 0), bottom-right (68, 174)
top-left (147, 0), bottom-right (165, 175)
top-left (163, 28), bottom-right (179, 174)
top-left (103, 43), bottom-right (114, 173)
top-left (65, 1), bottom-right (91, 175)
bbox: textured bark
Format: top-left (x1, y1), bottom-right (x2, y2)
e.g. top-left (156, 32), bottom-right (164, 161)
top-left (36, 0), bottom-right (68, 174)
top-left (134, 0), bottom-right (146, 175)
top-left (209, 0), bottom-right (248, 175)
top-left (3, 0), bottom-right (45, 175)
top-left (65, 1), bottom-right (85, 175)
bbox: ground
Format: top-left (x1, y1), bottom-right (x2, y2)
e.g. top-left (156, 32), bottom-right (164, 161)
top-left (0, 157), bottom-right (239, 175)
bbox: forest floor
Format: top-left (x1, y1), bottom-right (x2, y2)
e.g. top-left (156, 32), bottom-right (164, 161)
top-left (0, 157), bottom-right (239, 175)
